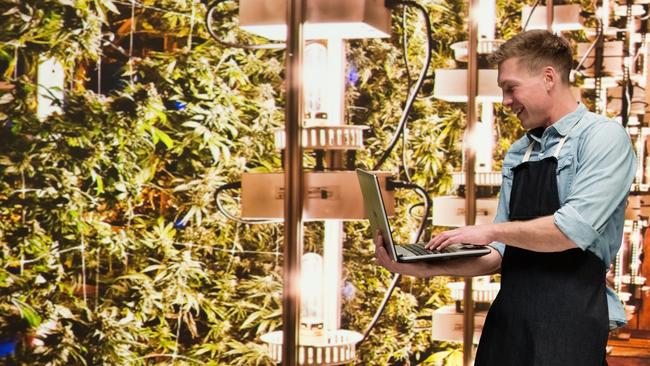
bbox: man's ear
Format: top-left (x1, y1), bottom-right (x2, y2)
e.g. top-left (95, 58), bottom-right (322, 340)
top-left (543, 66), bottom-right (557, 91)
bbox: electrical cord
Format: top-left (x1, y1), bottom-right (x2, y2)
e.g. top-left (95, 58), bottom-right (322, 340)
top-left (215, 181), bottom-right (281, 224)
top-left (390, 180), bottom-right (431, 242)
top-left (571, 18), bottom-right (602, 82)
top-left (373, 0), bottom-right (433, 171)
top-left (359, 179), bottom-right (431, 345)
top-left (402, 7), bottom-right (414, 89)
top-left (205, 0), bottom-right (285, 50)
top-left (522, 0), bottom-right (541, 31)
top-left (401, 7), bottom-right (414, 182)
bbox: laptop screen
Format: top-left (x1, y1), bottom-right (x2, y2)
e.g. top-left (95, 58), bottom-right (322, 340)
top-left (356, 169), bottom-right (399, 261)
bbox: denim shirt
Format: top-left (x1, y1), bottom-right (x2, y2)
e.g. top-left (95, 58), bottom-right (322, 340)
top-left (489, 103), bottom-right (637, 329)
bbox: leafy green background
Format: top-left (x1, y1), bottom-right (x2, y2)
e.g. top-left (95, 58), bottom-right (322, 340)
top-left (0, 0), bottom-right (592, 365)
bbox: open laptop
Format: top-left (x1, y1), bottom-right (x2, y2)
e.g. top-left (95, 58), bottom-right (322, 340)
top-left (356, 169), bottom-right (491, 262)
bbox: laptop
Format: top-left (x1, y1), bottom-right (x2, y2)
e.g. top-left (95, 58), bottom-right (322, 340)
top-left (356, 169), bottom-right (491, 262)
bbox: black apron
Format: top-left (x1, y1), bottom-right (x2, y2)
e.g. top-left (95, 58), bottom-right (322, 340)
top-left (475, 133), bottom-right (609, 366)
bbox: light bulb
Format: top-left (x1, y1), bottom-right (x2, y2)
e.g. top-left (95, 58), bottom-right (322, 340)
top-left (300, 253), bottom-right (324, 326)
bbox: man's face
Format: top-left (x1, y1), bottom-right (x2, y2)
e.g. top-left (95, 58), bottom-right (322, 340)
top-left (497, 57), bottom-right (552, 130)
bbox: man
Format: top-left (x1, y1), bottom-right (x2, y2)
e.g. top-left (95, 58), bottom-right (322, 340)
top-left (374, 30), bottom-right (636, 365)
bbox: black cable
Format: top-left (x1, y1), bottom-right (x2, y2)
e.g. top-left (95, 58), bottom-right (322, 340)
top-left (401, 7), bottom-right (414, 182)
top-left (522, 0), bottom-right (541, 32)
top-left (621, 3), bottom-right (634, 127)
top-left (205, 0), bottom-right (285, 50)
top-left (402, 7), bottom-right (414, 89)
top-left (215, 181), bottom-right (281, 224)
top-left (391, 180), bottom-right (431, 242)
top-left (360, 272), bottom-right (401, 344)
top-left (373, 0), bottom-right (433, 171)
top-left (359, 179), bottom-right (431, 345)
top-left (408, 202), bottom-right (424, 217)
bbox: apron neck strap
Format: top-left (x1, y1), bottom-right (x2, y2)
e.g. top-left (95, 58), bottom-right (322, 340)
top-left (522, 141), bottom-right (535, 162)
top-left (522, 117), bottom-right (581, 162)
top-left (553, 135), bottom-right (569, 158)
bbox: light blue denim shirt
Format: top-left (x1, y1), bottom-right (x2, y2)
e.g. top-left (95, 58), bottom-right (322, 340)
top-left (489, 103), bottom-right (636, 329)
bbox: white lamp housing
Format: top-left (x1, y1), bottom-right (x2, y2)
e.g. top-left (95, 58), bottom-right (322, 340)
top-left (521, 4), bottom-right (583, 32)
top-left (433, 69), bottom-right (501, 103)
top-left (239, 0), bottom-right (391, 40)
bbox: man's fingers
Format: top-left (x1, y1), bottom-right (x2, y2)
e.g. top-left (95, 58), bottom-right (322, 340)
top-left (375, 245), bottom-right (395, 270)
top-left (427, 231), bottom-right (451, 250)
top-left (428, 231), bottom-right (460, 251)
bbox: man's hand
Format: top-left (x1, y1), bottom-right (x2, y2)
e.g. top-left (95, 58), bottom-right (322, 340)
top-left (374, 231), bottom-right (501, 278)
top-left (425, 224), bottom-right (495, 251)
top-left (373, 230), bottom-right (502, 277)
top-left (373, 230), bottom-right (435, 278)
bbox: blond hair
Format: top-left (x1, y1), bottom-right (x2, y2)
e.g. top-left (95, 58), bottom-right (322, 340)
top-left (488, 30), bottom-right (573, 84)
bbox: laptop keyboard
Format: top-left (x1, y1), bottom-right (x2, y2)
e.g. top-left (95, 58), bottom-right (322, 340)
top-left (403, 243), bottom-right (443, 255)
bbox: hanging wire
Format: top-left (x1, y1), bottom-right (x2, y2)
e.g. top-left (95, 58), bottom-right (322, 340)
top-left (215, 182), bottom-right (282, 224)
top-left (373, 0), bottom-right (433, 171)
top-left (401, 7), bottom-right (414, 182)
top-left (402, 7), bottom-right (413, 89)
top-left (97, 57), bottom-right (102, 94)
top-left (20, 171), bottom-right (26, 275)
top-left (173, 241), bottom-right (282, 256)
top-left (112, 0), bottom-right (197, 19)
top-left (402, 127), bottom-right (412, 181)
top-left (621, 3), bottom-right (634, 126)
top-left (187, 0), bottom-right (197, 50)
top-left (205, 1), bottom-right (285, 50)
top-left (522, 0), bottom-right (541, 31)
top-left (226, 223), bottom-right (240, 273)
top-left (80, 229), bottom-right (88, 305)
top-left (95, 246), bottom-right (100, 310)
top-left (128, 0), bottom-right (136, 88)
top-left (572, 18), bottom-right (602, 77)
top-left (20, 245), bottom-right (84, 265)
top-left (13, 46), bottom-right (18, 79)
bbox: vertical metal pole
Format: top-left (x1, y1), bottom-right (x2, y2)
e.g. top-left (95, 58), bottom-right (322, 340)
top-left (464, 0), bottom-right (479, 364)
top-left (283, 0), bottom-right (305, 364)
top-left (546, 0), bottom-right (554, 32)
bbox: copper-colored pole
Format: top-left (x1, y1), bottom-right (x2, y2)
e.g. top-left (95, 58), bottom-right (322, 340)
top-left (546, 0), bottom-right (554, 32)
top-left (464, 0), bottom-right (479, 364)
top-left (282, 0), bottom-right (305, 364)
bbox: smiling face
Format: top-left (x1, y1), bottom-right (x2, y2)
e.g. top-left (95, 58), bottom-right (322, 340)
top-left (498, 57), bottom-right (553, 130)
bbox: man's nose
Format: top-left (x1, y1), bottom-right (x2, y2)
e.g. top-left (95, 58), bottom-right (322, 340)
top-left (502, 94), bottom-right (512, 108)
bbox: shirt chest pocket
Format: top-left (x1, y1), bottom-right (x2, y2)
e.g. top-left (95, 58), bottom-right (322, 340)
top-left (556, 155), bottom-right (574, 203)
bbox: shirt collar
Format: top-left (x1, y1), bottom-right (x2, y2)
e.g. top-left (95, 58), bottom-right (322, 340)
top-left (526, 103), bottom-right (586, 143)
top-left (551, 103), bottom-right (586, 136)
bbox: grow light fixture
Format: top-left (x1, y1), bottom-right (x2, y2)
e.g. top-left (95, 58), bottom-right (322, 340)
top-left (261, 252), bottom-right (363, 365)
top-left (239, 0), bottom-right (391, 40)
top-left (433, 69), bottom-right (501, 103)
top-left (521, 4), bottom-right (584, 32)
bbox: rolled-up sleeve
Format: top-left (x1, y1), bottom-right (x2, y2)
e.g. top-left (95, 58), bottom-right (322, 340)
top-left (553, 121), bottom-right (636, 251)
top-left (489, 167), bottom-right (512, 257)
